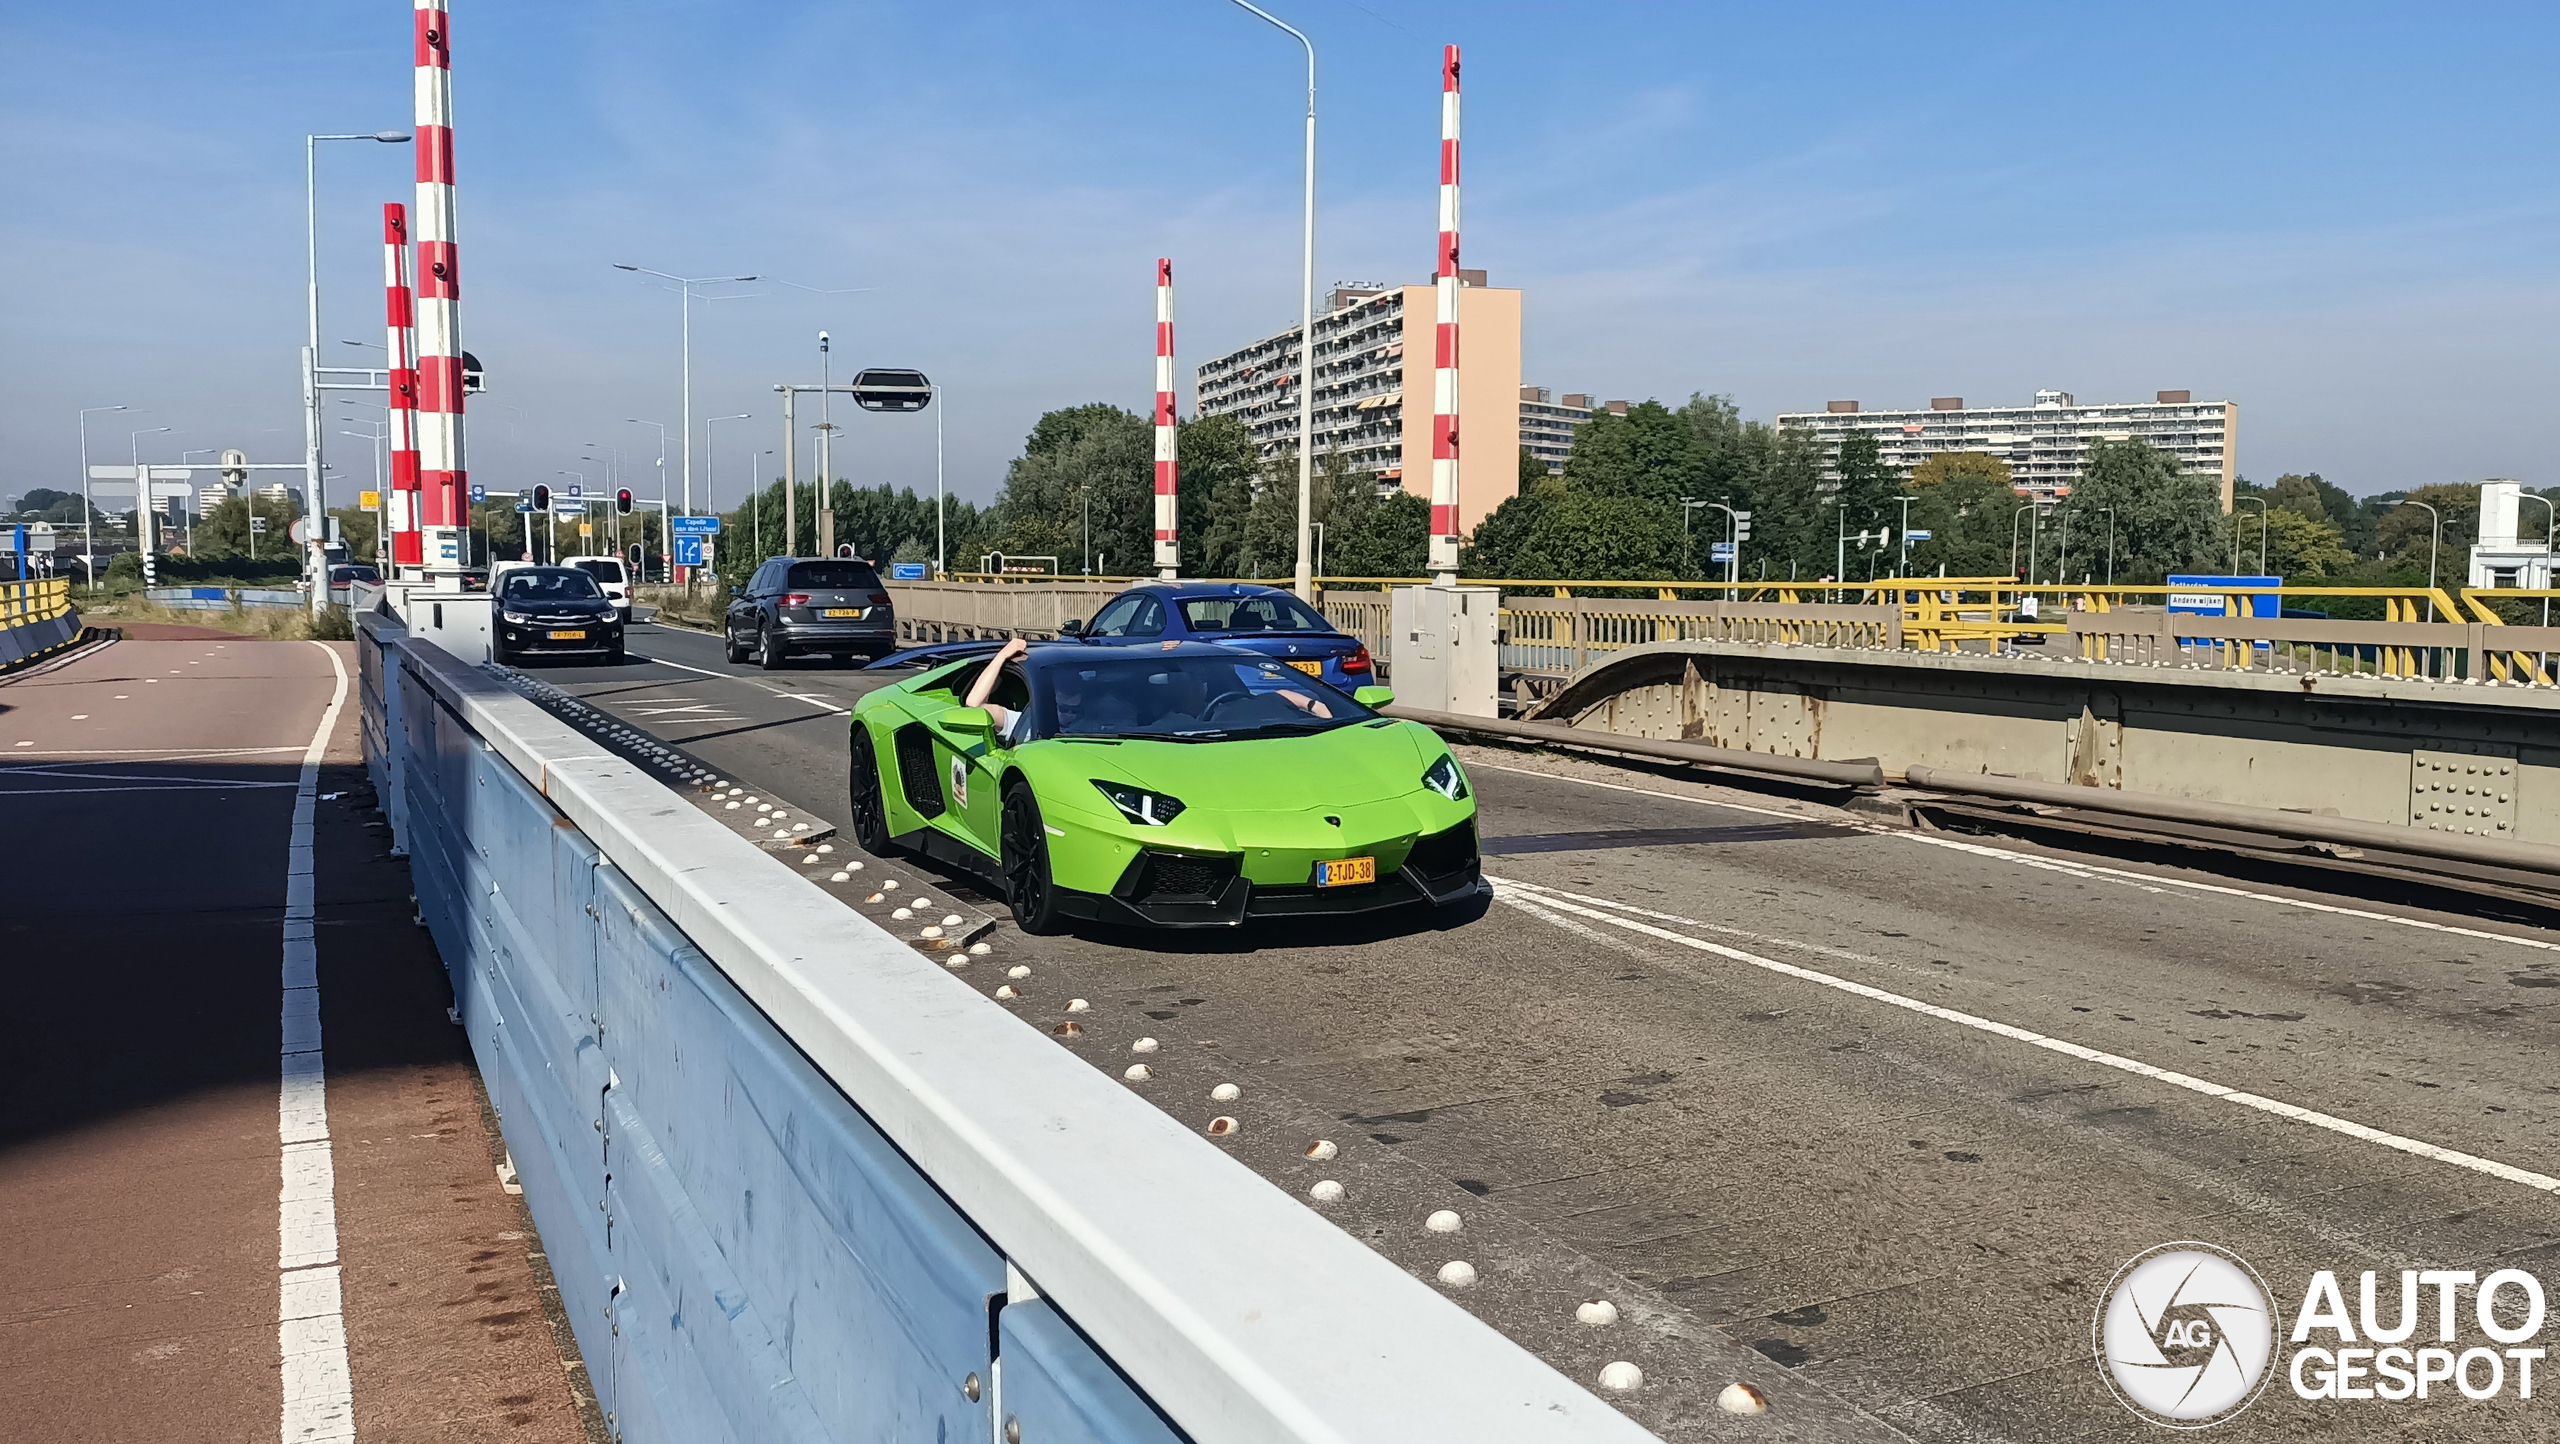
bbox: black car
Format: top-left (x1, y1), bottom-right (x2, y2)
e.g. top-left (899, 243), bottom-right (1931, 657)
top-left (493, 566), bottom-right (625, 665)
top-left (724, 556), bottom-right (897, 668)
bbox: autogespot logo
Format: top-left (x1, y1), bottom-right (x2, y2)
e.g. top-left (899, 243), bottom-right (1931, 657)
top-left (2096, 1243), bottom-right (2281, 1428)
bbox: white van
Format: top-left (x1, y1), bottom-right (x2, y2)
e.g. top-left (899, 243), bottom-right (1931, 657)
top-left (564, 556), bottom-right (634, 621)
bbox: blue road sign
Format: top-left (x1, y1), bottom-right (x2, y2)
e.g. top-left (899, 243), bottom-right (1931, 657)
top-left (555, 501), bottom-right (587, 516)
top-left (567, 483), bottom-right (583, 499)
top-left (1709, 542), bottom-right (1736, 562)
top-left (469, 483), bottom-right (487, 504)
top-left (670, 516), bottom-right (722, 536)
top-left (515, 501), bottom-right (535, 514)
top-left (673, 535), bottom-right (706, 567)
top-left (889, 561), bottom-right (928, 581)
top-left (1905, 529), bottom-right (1933, 542)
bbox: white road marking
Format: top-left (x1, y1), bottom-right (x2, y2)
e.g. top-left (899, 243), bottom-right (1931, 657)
top-left (780, 693), bottom-right (850, 713)
top-left (1469, 759), bottom-right (2560, 955)
top-left (0, 745), bottom-right (303, 757)
top-left (279, 640), bottom-right (354, 1443)
top-left (1493, 874), bottom-right (1888, 966)
top-left (630, 652), bottom-right (731, 680)
top-left (1490, 877), bottom-right (2560, 1197)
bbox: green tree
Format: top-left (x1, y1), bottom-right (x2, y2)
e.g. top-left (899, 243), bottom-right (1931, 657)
top-left (984, 403), bottom-right (1153, 574)
top-left (1175, 413), bottom-right (1260, 576)
top-left (2375, 482), bottom-right (2479, 565)
top-left (1562, 401), bottom-right (1706, 505)
top-left (1745, 427), bottom-right (1831, 581)
top-left (1910, 451), bottom-right (2012, 492)
top-left (1830, 431), bottom-right (1898, 536)
top-left (192, 491), bottom-right (301, 560)
top-left (2264, 471), bottom-right (2375, 554)
top-left (1906, 468), bottom-right (2023, 579)
top-left (2066, 438), bottom-right (2222, 583)
top-left (2255, 507), bottom-right (2355, 579)
top-left (1518, 445), bottom-right (1555, 495)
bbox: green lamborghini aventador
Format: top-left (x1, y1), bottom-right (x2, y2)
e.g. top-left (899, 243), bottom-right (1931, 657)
top-left (846, 641), bottom-right (1484, 932)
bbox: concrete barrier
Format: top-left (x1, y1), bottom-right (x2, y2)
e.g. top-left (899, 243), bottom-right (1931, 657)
top-left (356, 612), bottom-right (1656, 1443)
top-left (1524, 638), bottom-right (2560, 850)
top-left (0, 578), bottom-right (81, 668)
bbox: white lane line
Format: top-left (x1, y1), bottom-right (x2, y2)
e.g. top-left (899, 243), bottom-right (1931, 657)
top-left (1488, 877), bottom-right (2560, 1197)
top-left (1493, 874), bottom-right (1888, 966)
top-left (279, 640), bottom-right (354, 1444)
top-left (1469, 759), bottom-right (2560, 955)
top-left (627, 650), bottom-right (851, 712)
top-left (629, 652), bottom-right (731, 680)
top-left (0, 745), bottom-right (304, 757)
top-left (779, 693), bottom-right (849, 713)
top-left (0, 783), bottom-right (302, 798)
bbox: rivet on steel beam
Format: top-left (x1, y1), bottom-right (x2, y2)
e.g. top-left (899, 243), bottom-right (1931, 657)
top-left (961, 1373), bottom-right (981, 1402)
top-left (1004, 1418), bottom-right (1021, 1444)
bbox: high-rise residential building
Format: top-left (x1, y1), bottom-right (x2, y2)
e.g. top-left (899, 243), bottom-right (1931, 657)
top-left (1775, 389), bottom-right (2240, 508)
top-left (197, 483), bottom-right (237, 518)
top-left (1194, 275), bottom-right (1522, 538)
top-left (1519, 388), bottom-right (1612, 475)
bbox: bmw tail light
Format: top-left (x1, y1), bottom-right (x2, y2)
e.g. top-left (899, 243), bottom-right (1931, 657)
top-left (869, 592), bottom-right (892, 605)
top-left (782, 592), bottom-right (811, 607)
top-left (1343, 644), bottom-right (1373, 674)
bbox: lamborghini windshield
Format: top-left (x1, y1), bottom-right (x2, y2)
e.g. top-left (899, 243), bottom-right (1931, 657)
top-left (1034, 654), bottom-right (1377, 741)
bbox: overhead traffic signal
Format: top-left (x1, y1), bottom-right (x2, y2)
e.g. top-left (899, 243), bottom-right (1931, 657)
top-left (615, 487), bottom-right (633, 515)
top-left (532, 483), bottom-right (551, 511)
top-left (1732, 508), bottom-right (1753, 543)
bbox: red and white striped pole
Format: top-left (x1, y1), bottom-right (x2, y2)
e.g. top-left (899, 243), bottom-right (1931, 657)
top-left (383, 203), bottom-right (423, 571)
top-left (1153, 257), bottom-right (1179, 580)
top-left (413, 0), bottom-right (468, 570)
top-left (1427, 44), bottom-right (1464, 582)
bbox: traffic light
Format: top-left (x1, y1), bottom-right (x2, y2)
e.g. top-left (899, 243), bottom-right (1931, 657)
top-left (616, 487), bottom-right (633, 515)
top-left (532, 483), bottom-right (551, 511)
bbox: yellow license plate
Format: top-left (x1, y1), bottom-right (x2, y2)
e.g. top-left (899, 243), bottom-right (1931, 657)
top-left (1314, 856), bottom-right (1375, 887)
top-left (822, 608), bottom-right (862, 618)
top-left (1284, 659), bottom-right (1323, 676)
top-left (547, 629), bottom-right (586, 640)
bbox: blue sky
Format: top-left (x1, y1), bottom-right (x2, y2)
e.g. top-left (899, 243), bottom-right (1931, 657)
top-left (7, 1), bottom-right (2557, 511)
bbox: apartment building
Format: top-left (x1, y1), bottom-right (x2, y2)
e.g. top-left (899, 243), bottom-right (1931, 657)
top-left (1775, 389), bottom-right (2239, 508)
top-left (1194, 276), bottom-right (1522, 537)
top-left (1519, 388), bottom-right (1605, 475)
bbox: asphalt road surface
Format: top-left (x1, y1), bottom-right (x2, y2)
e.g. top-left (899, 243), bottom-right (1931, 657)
top-left (523, 621), bottom-right (2560, 1443)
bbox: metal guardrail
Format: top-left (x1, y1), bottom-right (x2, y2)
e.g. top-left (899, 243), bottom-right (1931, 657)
top-left (1386, 705), bottom-right (1886, 788)
top-left (1904, 765), bottom-right (2560, 877)
top-left (0, 577), bottom-right (79, 667)
top-left (355, 611), bottom-right (1655, 1444)
top-left (1496, 597), bottom-right (1899, 689)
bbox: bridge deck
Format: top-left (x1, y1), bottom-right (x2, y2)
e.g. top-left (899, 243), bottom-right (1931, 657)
top-left (521, 616), bottom-right (2560, 1444)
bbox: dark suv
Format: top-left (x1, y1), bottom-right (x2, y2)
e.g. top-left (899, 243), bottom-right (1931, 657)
top-left (724, 556), bottom-right (897, 668)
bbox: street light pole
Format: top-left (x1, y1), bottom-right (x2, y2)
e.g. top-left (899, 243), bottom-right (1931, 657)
top-left (77, 404), bottom-right (129, 587)
top-left (612, 264), bottom-right (757, 521)
top-left (704, 413), bottom-right (751, 525)
top-left (131, 426), bottom-right (171, 582)
top-left (2394, 498), bottom-right (2443, 622)
top-left (933, 383), bottom-right (946, 576)
top-left (2232, 495), bottom-right (2268, 574)
top-left (2099, 507), bottom-right (2116, 586)
top-left (1222, 0), bottom-right (1318, 600)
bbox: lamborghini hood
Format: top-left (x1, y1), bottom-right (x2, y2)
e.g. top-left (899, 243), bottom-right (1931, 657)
top-left (1059, 721), bottom-right (1436, 810)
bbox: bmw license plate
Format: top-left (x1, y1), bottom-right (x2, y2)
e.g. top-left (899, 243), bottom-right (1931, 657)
top-left (1315, 856), bottom-right (1375, 887)
top-left (1283, 659), bottom-right (1323, 676)
top-left (821, 607), bottom-right (861, 618)
top-left (547, 629), bottom-right (586, 640)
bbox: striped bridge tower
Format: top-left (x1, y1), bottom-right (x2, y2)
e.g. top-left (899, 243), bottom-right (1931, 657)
top-left (1154, 258), bottom-right (1179, 579)
top-left (1427, 44), bottom-right (1464, 580)
top-left (413, 0), bottom-right (467, 561)
top-left (383, 204), bottom-right (422, 570)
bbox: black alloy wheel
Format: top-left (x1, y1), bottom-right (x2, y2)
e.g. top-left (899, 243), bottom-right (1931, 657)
top-left (1000, 782), bottom-right (1065, 935)
top-left (848, 727), bottom-right (894, 855)
top-left (723, 621), bottom-right (747, 664)
top-left (757, 621), bottom-right (787, 670)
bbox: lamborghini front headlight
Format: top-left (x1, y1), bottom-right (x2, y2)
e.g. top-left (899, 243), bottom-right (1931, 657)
top-left (1421, 753), bottom-right (1468, 802)
top-left (1093, 780), bottom-right (1186, 826)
